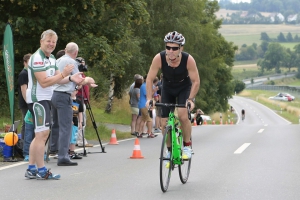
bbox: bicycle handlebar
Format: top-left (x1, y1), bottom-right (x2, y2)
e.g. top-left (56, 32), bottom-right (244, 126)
top-left (149, 100), bottom-right (192, 120)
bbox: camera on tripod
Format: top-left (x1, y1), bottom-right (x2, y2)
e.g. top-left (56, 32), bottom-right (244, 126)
top-left (76, 57), bottom-right (88, 72)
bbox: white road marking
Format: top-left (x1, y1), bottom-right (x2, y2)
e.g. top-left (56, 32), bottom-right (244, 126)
top-left (264, 124), bottom-right (268, 126)
top-left (234, 143), bottom-right (251, 154)
top-left (257, 129), bottom-right (264, 133)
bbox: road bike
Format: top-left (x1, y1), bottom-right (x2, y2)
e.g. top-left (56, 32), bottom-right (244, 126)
top-left (242, 114), bottom-right (245, 121)
top-left (149, 101), bottom-right (192, 192)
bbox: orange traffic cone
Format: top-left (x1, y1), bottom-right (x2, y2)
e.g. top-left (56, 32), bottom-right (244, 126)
top-left (230, 121), bottom-right (233, 125)
top-left (130, 138), bottom-right (144, 159)
top-left (193, 118), bottom-right (197, 126)
top-left (225, 121), bottom-right (228, 125)
top-left (108, 129), bottom-right (119, 145)
top-left (212, 120), bottom-right (215, 125)
top-left (203, 119), bottom-right (207, 125)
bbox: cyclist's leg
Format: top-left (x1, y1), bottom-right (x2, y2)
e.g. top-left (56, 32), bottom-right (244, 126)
top-left (177, 84), bottom-right (192, 146)
top-left (160, 86), bottom-right (175, 146)
top-left (177, 85), bottom-right (193, 159)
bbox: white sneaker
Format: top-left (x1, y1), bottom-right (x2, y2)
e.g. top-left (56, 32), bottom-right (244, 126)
top-left (182, 146), bottom-right (192, 159)
top-left (153, 129), bottom-right (161, 133)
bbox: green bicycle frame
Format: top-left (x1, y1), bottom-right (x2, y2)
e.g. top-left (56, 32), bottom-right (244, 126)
top-left (167, 111), bottom-right (183, 165)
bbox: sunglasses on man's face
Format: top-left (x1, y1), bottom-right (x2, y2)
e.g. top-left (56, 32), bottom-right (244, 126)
top-left (166, 46), bottom-right (180, 51)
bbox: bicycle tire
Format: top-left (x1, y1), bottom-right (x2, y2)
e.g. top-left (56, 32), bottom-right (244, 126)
top-left (178, 142), bottom-right (192, 184)
top-left (160, 126), bottom-right (172, 192)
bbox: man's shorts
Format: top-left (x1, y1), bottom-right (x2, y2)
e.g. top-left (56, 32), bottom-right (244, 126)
top-left (131, 107), bottom-right (139, 115)
top-left (140, 107), bottom-right (152, 122)
top-left (27, 100), bottom-right (51, 133)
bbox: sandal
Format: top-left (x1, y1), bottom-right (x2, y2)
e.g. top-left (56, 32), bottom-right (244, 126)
top-left (147, 133), bottom-right (155, 138)
top-left (136, 133), bottom-right (142, 138)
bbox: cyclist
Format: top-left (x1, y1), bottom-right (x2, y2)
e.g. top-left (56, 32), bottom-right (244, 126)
top-left (241, 108), bottom-right (245, 120)
top-left (146, 31), bottom-right (200, 159)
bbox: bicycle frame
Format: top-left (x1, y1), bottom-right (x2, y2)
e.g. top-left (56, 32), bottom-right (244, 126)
top-left (166, 108), bottom-right (183, 165)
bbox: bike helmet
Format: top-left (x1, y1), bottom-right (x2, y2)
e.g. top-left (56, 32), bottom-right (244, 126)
top-left (164, 31), bottom-right (185, 46)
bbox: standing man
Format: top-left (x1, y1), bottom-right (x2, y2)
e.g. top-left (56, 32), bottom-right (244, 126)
top-left (25, 30), bottom-right (84, 180)
top-left (51, 42), bottom-right (96, 166)
top-left (146, 31), bottom-right (200, 159)
top-left (18, 53), bottom-right (31, 139)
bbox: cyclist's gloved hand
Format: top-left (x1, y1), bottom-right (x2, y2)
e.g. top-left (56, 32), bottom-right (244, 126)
top-left (186, 100), bottom-right (195, 111)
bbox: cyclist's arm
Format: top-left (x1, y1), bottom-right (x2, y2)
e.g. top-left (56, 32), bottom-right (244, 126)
top-left (146, 53), bottom-right (161, 108)
top-left (186, 55), bottom-right (200, 100)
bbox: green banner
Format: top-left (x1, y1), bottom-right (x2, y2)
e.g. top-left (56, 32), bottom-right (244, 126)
top-left (3, 23), bottom-right (15, 124)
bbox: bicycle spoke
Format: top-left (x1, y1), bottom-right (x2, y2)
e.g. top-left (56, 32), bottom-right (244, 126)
top-left (160, 126), bottom-right (172, 192)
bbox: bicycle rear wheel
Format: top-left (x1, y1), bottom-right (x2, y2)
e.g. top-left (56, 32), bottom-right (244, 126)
top-left (178, 146), bottom-right (192, 184)
top-left (160, 126), bottom-right (172, 192)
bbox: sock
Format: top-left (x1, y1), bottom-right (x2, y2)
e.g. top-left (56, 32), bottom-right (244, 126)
top-left (38, 166), bottom-right (47, 174)
top-left (183, 141), bottom-right (192, 147)
top-left (28, 165), bottom-right (36, 171)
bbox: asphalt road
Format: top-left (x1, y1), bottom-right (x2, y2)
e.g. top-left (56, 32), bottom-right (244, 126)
top-left (1, 96), bottom-right (300, 200)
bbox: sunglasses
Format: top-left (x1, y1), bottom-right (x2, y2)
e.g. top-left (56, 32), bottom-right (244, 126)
top-left (166, 46), bottom-right (180, 51)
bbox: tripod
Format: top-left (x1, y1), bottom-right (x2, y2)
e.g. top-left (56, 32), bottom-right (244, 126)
top-left (78, 85), bottom-right (106, 156)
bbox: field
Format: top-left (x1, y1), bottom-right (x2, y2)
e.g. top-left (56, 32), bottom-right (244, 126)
top-left (215, 9), bottom-right (272, 19)
top-left (216, 10), bottom-right (300, 48)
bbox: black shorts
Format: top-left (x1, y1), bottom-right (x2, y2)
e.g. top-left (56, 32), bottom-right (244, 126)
top-left (160, 82), bottom-right (191, 118)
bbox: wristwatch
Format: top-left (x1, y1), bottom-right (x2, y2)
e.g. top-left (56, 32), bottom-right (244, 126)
top-left (187, 98), bottom-right (195, 103)
top-left (69, 75), bottom-right (73, 82)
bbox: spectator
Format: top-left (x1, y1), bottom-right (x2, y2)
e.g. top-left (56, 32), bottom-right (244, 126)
top-left (152, 77), bottom-right (161, 134)
top-left (137, 75), bottom-right (156, 138)
top-left (25, 29), bottom-right (83, 180)
top-left (18, 53), bottom-right (31, 139)
top-left (191, 109), bottom-right (204, 125)
top-left (75, 57), bottom-right (94, 147)
top-left (69, 88), bottom-right (83, 159)
top-left (129, 75), bottom-right (143, 136)
top-left (50, 42), bottom-right (96, 167)
top-left (154, 73), bottom-right (163, 132)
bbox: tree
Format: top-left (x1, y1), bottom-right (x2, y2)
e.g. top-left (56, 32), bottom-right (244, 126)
top-left (0, 0), bottom-right (237, 115)
top-left (233, 79), bottom-right (245, 94)
top-left (260, 32), bottom-right (270, 41)
top-left (277, 32), bottom-right (286, 42)
top-left (286, 32), bottom-right (293, 42)
top-left (258, 43), bottom-right (287, 73)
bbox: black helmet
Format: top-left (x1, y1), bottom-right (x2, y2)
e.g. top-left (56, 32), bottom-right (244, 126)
top-left (164, 31), bottom-right (185, 46)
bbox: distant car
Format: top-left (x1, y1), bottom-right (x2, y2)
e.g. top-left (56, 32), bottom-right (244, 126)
top-left (268, 95), bottom-right (289, 101)
top-left (279, 93), bottom-right (295, 101)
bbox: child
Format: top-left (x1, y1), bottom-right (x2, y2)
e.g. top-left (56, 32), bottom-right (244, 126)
top-left (69, 88), bottom-right (84, 159)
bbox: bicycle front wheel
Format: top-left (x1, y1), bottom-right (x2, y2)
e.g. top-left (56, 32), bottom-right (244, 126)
top-left (160, 126), bottom-right (172, 192)
top-left (178, 147), bottom-right (192, 184)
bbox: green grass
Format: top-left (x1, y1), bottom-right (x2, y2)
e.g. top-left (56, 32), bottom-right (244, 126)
top-left (239, 89), bottom-right (300, 124)
top-left (224, 34), bottom-right (300, 49)
top-left (289, 79), bottom-right (300, 86)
